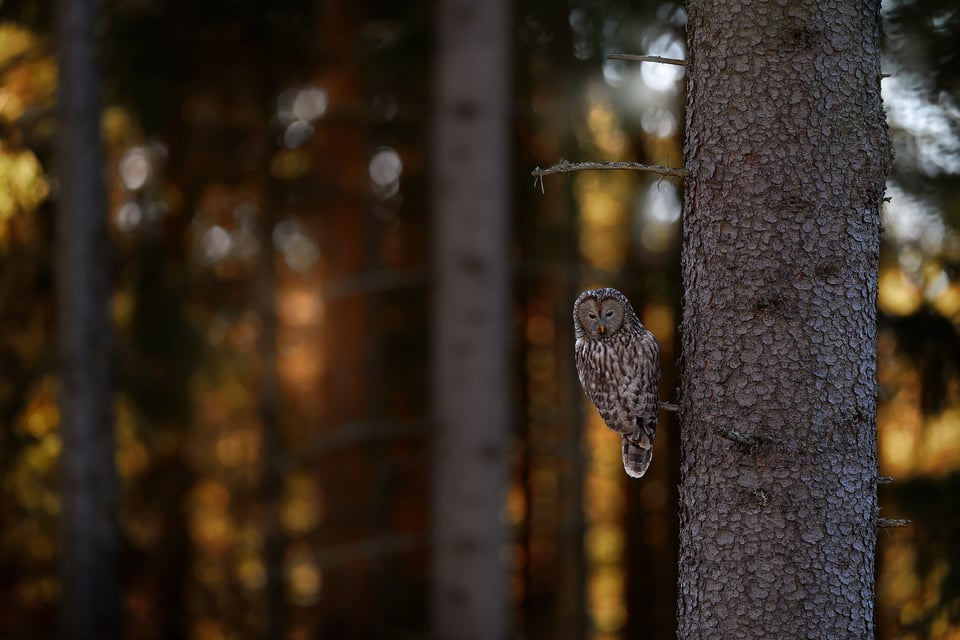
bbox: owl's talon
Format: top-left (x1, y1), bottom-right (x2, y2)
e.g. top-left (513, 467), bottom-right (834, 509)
top-left (658, 401), bottom-right (679, 412)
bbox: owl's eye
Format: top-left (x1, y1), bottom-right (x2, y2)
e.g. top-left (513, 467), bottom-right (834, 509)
top-left (587, 312), bottom-right (597, 319)
top-left (605, 310), bottom-right (614, 318)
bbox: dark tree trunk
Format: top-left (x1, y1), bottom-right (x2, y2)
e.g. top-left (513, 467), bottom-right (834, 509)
top-left (678, 1), bottom-right (891, 637)
top-left (55, 0), bottom-right (122, 638)
top-left (255, 44), bottom-right (286, 640)
top-left (257, 186), bottom-right (286, 640)
top-left (429, 0), bottom-right (512, 638)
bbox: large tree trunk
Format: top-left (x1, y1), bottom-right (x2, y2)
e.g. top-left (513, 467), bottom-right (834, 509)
top-left (55, 0), bottom-right (122, 638)
top-left (430, 0), bottom-right (512, 638)
top-left (678, 1), bottom-right (890, 637)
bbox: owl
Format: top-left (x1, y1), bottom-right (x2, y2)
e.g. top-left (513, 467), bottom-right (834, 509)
top-left (574, 287), bottom-right (661, 478)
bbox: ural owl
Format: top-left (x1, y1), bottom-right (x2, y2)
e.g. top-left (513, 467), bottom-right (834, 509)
top-left (574, 287), bottom-right (661, 478)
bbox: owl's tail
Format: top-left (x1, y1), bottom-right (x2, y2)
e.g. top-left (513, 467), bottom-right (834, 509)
top-left (621, 430), bottom-right (654, 478)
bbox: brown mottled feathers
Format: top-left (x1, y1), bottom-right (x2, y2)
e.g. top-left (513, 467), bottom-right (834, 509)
top-left (574, 288), bottom-right (661, 478)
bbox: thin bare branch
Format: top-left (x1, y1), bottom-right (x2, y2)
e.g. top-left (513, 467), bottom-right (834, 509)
top-left (607, 53), bottom-right (688, 66)
top-left (659, 401), bottom-right (679, 413)
top-left (282, 418), bottom-right (428, 470)
top-left (531, 158), bottom-right (688, 180)
top-left (0, 46), bottom-right (53, 76)
top-left (321, 268), bottom-right (426, 303)
top-left (714, 425), bottom-right (759, 447)
top-left (877, 476), bottom-right (894, 484)
top-left (314, 533), bottom-right (422, 569)
top-left (877, 518), bottom-right (910, 528)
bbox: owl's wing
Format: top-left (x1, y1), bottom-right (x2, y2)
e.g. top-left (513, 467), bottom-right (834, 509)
top-left (576, 331), bottom-right (662, 478)
top-left (620, 331), bottom-right (661, 478)
top-left (575, 343), bottom-right (627, 429)
top-left (575, 333), bottom-right (660, 432)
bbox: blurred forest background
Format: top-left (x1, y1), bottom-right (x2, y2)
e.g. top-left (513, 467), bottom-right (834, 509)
top-left (0, 0), bottom-right (958, 638)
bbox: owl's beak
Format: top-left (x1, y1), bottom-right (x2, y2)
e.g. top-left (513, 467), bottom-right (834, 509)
top-left (598, 323), bottom-right (606, 335)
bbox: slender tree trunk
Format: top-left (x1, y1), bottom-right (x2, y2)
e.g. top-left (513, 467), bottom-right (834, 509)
top-left (256, 53), bottom-right (286, 640)
top-left (430, 0), bottom-right (512, 638)
top-left (55, 0), bottom-right (122, 638)
top-left (257, 185), bottom-right (286, 640)
top-left (678, 1), bottom-right (890, 637)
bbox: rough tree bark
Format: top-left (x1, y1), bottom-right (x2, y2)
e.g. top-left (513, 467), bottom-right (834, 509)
top-left (430, 0), bottom-right (512, 638)
top-left (678, 1), bottom-right (891, 637)
top-left (55, 0), bottom-right (123, 638)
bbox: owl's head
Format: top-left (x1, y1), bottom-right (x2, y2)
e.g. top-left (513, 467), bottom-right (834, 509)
top-left (573, 288), bottom-right (637, 339)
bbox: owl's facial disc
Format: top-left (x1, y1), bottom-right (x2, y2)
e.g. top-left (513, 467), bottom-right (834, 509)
top-left (598, 298), bottom-right (623, 335)
top-left (583, 300), bottom-right (604, 335)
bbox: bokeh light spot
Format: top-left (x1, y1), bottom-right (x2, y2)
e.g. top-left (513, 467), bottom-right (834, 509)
top-left (119, 147), bottom-right (151, 191)
top-left (369, 147), bottom-right (403, 190)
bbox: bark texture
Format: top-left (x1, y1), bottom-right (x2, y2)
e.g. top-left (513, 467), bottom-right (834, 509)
top-left (430, 1), bottom-right (512, 639)
top-left (678, 1), bottom-right (890, 637)
top-left (56, 0), bottom-right (122, 638)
